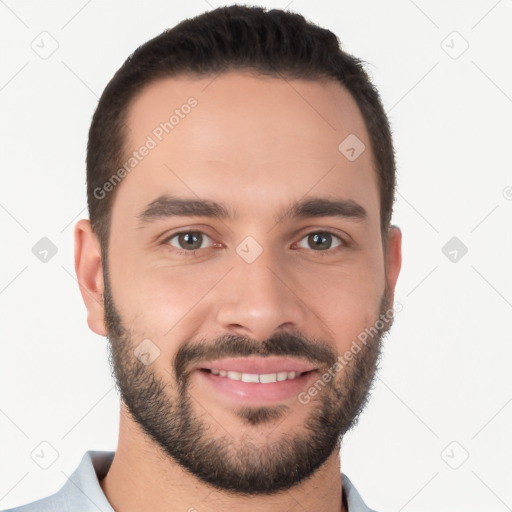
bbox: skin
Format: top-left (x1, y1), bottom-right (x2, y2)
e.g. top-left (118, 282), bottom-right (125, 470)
top-left (75, 71), bottom-right (402, 512)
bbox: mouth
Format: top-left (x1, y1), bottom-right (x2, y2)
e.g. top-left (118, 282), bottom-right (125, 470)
top-left (193, 356), bottom-right (319, 405)
top-left (200, 368), bottom-right (311, 383)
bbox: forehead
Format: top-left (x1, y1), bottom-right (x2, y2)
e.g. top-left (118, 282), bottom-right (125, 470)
top-left (116, 71), bottom-right (378, 224)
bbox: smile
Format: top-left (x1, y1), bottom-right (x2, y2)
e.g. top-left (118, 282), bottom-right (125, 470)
top-left (205, 369), bottom-right (307, 383)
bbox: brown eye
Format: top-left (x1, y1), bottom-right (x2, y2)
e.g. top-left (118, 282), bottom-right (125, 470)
top-left (297, 232), bottom-right (343, 251)
top-left (167, 231), bottom-right (212, 251)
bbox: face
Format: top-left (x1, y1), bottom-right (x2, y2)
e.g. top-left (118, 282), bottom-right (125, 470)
top-left (85, 72), bottom-right (401, 494)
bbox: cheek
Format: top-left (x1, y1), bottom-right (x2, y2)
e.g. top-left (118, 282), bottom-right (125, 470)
top-left (109, 255), bottom-right (226, 342)
top-left (291, 256), bottom-right (385, 339)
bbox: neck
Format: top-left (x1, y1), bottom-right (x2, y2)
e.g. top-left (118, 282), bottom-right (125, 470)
top-left (100, 407), bottom-right (346, 512)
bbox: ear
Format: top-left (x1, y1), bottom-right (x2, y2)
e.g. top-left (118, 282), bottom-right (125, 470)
top-left (74, 219), bottom-right (106, 336)
top-left (384, 225), bottom-right (402, 296)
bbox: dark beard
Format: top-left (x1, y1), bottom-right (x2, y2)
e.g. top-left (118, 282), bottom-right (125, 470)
top-left (102, 267), bottom-right (393, 495)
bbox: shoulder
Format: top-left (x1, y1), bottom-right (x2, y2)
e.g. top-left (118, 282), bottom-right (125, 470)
top-left (1, 490), bottom-right (67, 512)
top-left (342, 473), bottom-right (380, 512)
top-left (1, 450), bottom-right (115, 512)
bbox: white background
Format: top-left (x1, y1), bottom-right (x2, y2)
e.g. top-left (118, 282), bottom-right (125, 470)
top-left (0, 1), bottom-right (511, 510)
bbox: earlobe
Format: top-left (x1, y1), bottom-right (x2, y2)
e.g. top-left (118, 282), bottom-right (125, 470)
top-left (385, 225), bottom-right (402, 295)
top-left (74, 219), bottom-right (107, 336)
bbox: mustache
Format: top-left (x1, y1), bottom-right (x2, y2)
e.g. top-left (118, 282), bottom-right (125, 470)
top-left (174, 331), bottom-right (338, 382)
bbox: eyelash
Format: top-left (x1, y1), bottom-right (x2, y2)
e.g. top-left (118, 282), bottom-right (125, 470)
top-left (161, 230), bottom-right (348, 257)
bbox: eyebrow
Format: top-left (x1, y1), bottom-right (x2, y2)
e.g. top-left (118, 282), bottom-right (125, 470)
top-left (137, 194), bottom-right (367, 225)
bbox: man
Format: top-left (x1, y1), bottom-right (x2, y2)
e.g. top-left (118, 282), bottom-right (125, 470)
top-left (4, 5), bottom-right (401, 512)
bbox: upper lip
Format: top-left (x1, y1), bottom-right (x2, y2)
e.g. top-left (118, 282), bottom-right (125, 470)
top-left (195, 356), bottom-right (317, 374)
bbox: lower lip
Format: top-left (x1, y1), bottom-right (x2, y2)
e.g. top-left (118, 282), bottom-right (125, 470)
top-left (195, 369), bottom-right (317, 406)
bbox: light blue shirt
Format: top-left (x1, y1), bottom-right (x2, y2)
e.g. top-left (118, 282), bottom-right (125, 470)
top-left (2, 451), bottom-right (377, 512)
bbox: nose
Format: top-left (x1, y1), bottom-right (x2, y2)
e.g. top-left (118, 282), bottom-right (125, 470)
top-left (214, 251), bottom-right (309, 341)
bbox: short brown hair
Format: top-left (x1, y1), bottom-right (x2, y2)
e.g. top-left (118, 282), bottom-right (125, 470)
top-left (87, 5), bottom-right (396, 254)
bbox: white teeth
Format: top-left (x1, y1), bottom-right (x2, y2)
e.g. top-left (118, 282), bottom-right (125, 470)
top-left (208, 369), bottom-right (303, 383)
top-left (259, 373), bottom-right (277, 383)
top-left (241, 373), bottom-right (259, 383)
